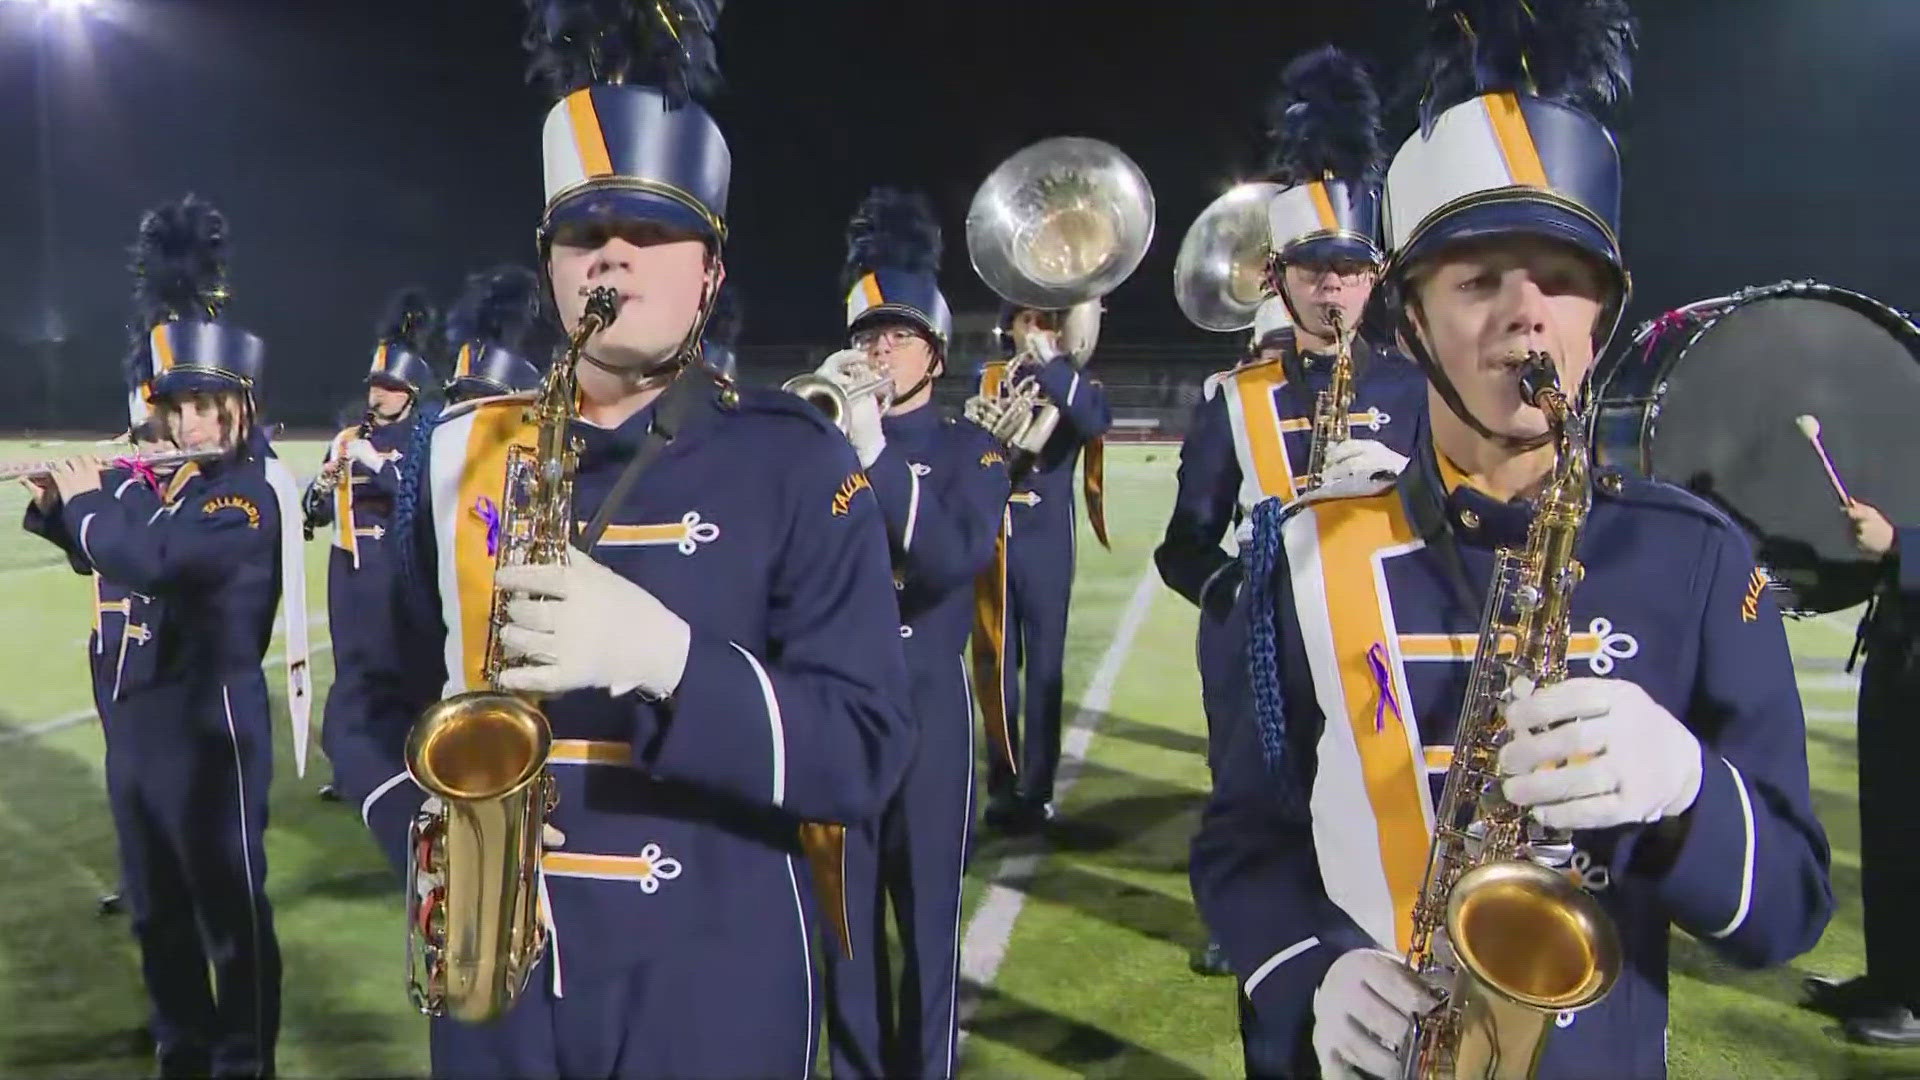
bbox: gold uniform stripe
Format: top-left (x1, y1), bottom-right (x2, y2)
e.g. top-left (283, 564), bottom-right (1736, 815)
top-left (150, 326), bottom-right (176, 373)
top-left (455, 409), bottom-right (536, 691)
top-left (1486, 92), bottom-right (1549, 188)
top-left (549, 739), bottom-right (632, 766)
top-left (1306, 182), bottom-right (1341, 232)
top-left (1309, 492), bottom-right (1427, 952)
top-left (565, 90), bottom-right (615, 179)
top-left (1232, 363), bottom-right (1298, 502)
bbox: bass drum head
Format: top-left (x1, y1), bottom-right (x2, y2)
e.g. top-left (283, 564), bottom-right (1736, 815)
top-left (1620, 288), bottom-right (1920, 613)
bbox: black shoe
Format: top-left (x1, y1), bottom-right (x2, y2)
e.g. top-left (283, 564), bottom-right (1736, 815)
top-left (97, 892), bottom-right (125, 917)
top-left (1847, 1006), bottom-right (1920, 1047)
top-left (1802, 973), bottom-right (1888, 1020)
top-left (317, 783), bottom-right (340, 802)
top-left (1189, 940), bottom-right (1233, 977)
top-left (1002, 798), bottom-right (1055, 838)
top-left (982, 790), bottom-right (1022, 835)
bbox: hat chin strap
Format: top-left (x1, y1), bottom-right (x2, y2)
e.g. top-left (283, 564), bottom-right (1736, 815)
top-left (1394, 307), bottom-right (1556, 455)
top-left (579, 266), bottom-right (723, 386)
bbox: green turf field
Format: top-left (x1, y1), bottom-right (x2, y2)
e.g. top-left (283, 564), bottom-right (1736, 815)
top-left (0, 439), bottom-right (1901, 1078)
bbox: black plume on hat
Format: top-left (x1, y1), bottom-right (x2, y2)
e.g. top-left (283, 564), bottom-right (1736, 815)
top-left (1264, 46), bottom-right (1385, 184)
top-left (522, 0), bottom-right (724, 106)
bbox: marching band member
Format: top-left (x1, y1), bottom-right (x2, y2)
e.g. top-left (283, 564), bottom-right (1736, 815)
top-left (1157, 46), bottom-right (1423, 643)
top-left (818, 187), bottom-right (1011, 1079)
top-left (309, 288), bottom-right (435, 801)
top-left (972, 298), bottom-right (1112, 836)
top-left (46, 195), bottom-right (310, 1080)
top-left (1157, 46), bottom-right (1424, 983)
top-left (1190, 4), bottom-right (1831, 1078)
top-left (1803, 498), bottom-right (1920, 1045)
top-left (442, 264), bottom-right (550, 404)
top-left (326, 3), bottom-right (914, 1076)
top-left (21, 356), bottom-right (170, 918)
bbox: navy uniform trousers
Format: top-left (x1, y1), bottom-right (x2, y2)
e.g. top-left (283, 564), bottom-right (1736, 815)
top-left (828, 407), bottom-right (1009, 1079)
top-left (328, 383), bottom-right (915, 1080)
top-left (980, 355), bottom-right (1110, 807)
top-left (62, 436), bottom-right (288, 1079)
top-left (1857, 525), bottom-right (1920, 1008)
top-left (308, 416), bottom-right (415, 778)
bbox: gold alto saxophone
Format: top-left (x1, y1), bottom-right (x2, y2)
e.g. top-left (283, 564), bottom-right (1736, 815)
top-left (1304, 306), bottom-right (1355, 491)
top-left (1401, 354), bottom-right (1622, 1079)
top-left (402, 286), bottom-right (621, 1024)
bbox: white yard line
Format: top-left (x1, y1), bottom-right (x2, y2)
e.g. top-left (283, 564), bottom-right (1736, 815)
top-left (956, 566), bottom-right (1158, 1045)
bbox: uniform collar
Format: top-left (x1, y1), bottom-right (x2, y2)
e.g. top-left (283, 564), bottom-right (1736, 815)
top-left (882, 402), bottom-right (943, 439)
top-left (1280, 331), bottom-right (1373, 388)
top-left (571, 370), bottom-right (728, 464)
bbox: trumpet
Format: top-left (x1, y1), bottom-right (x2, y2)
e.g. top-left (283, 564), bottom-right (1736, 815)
top-left (782, 363), bottom-right (893, 435)
top-left (2, 446), bottom-right (223, 482)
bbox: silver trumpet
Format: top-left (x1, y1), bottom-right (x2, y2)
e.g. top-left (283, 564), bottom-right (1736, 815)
top-left (783, 360), bottom-right (894, 436)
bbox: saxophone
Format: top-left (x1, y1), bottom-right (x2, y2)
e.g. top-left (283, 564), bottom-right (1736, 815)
top-left (401, 286), bottom-right (620, 1024)
top-left (1400, 354), bottom-right (1623, 1079)
top-left (1303, 306), bottom-right (1355, 491)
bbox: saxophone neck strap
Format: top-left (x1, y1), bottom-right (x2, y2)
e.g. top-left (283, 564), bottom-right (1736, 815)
top-left (574, 373), bottom-right (706, 552)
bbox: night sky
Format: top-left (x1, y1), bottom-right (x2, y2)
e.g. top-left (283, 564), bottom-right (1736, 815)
top-left (0, 0), bottom-right (1916, 428)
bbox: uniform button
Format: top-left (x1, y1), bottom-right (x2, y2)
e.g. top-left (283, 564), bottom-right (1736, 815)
top-left (899, 625), bottom-right (913, 639)
top-left (1597, 471), bottom-right (1624, 496)
top-left (1457, 508), bottom-right (1481, 530)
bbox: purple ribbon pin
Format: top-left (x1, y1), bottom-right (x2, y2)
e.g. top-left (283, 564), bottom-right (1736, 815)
top-left (473, 496), bottom-right (501, 557)
top-left (1365, 642), bottom-right (1404, 734)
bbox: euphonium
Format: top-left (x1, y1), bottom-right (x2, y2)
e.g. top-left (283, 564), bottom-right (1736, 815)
top-left (402, 286), bottom-right (621, 1024)
top-left (1401, 354), bottom-right (1622, 1080)
top-left (1303, 307), bottom-right (1356, 491)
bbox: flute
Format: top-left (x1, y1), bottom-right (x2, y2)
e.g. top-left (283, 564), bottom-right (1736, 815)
top-left (1, 446), bottom-right (224, 482)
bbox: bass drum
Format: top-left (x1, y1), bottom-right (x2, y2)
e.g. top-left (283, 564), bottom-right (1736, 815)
top-left (1592, 280), bottom-right (1920, 614)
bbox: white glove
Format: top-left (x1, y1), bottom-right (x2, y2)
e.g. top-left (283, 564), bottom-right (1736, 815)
top-left (493, 557), bottom-right (693, 700)
top-left (346, 438), bottom-right (385, 472)
top-left (1319, 439), bottom-right (1409, 487)
top-left (818, 348), bottom-right (886, 468)
top-left (1022, 328), bottom-right (1066, 364)
top-left (1499, 676), bottom-right (1704, 831)
top-left (1313, 948), bottom-right (1436, 1080)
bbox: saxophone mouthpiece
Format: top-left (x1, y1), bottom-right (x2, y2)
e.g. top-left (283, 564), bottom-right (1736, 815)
top-left (1517, 352), bottom-right (1561, 409)
top-left (582, 286), bottom-right (621, 331)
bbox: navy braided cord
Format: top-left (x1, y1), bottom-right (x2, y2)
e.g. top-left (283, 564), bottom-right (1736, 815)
top-left (1245, 495), bottom-right (1289, 780)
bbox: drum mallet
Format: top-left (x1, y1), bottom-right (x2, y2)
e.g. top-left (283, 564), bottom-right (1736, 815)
top-left (1795, 414), bottom-right (1854, 509)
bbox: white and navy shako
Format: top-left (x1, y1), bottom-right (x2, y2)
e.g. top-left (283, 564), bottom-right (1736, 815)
top-left (368, 287), bottom-right (438, 396)
top-left (443, 264), bottom-right (548, 399)
top-left (842, 187), bottom-right (952, 354)
top-left (1259, 46), bottom-right (1388, 338)
top-left (1265, 46), bottom-right (1387, 270)
top-left (528, 0), bottom-right (729, 251)
top-left (131, 195), bottom-right (265, 405)
top-left (1382, 0), bottom-right (1637, 354)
